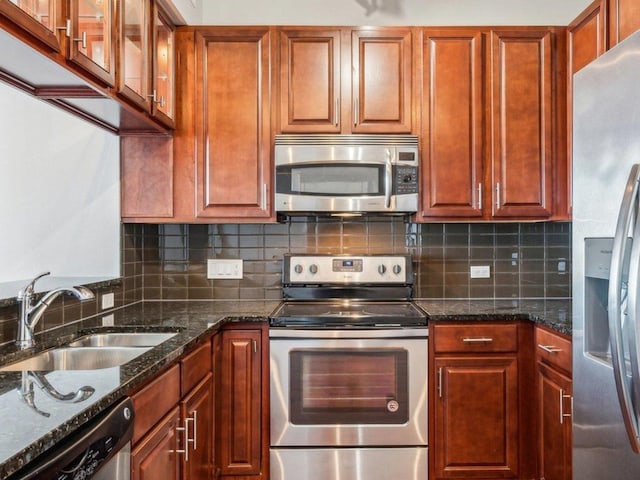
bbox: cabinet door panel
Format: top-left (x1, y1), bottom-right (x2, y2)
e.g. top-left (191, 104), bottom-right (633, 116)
top-left (280, 29), bottom-right (341, 133)
top-left (352, 28), bottom-right (412, 133)
top-left (117, 0), bottom-right (150, 110)
top-left (195, 29), bottom-right (272, 219)
top-left (182, 374), bottom-right (214, 480)
top-left (216, 330), bottom-right (262, 475)
top-left (68, 0), bottom-right (115, 86)
top-left (0, 0), bottom-right (62, 51)
top-left (609, 0), bottom-right (640, 47)
top-left (490, 30), bottom-right (552, 218)
top-left (538, 362), bottom-right (572, 480)
top-left (435, 356), bottom-right (519, 478)
top-left (421, 29), bottom-right (483, 218)
top-left (132, 407), bottom-right (180, 480)
top-left (151, 4), bottom-right (175, 126)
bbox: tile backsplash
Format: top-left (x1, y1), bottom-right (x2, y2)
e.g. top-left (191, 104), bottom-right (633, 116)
top-left (0, 218), bottom-right (571, 345)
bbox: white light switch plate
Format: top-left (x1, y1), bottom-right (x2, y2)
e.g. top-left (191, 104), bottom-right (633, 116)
top-left (470, 265), bottom-right (491, 279)
top-left (207, 259), bottom-right (243, 279)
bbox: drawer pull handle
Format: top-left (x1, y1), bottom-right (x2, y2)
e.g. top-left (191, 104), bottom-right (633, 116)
top-left (538, 344), bottom-right (562, 354)
top-left (462, 337), bottom-right (494, 343)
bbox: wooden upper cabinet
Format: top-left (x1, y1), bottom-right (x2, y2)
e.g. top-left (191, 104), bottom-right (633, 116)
top-left (609, 0), bottom-right (640, 47)
top-left (489, 29), bottom-right (553, 218)
top-left (117, 0), bottom-right (151, 111)
top-left (278, 27), bottom-right (413, 134)
top-left (68, 0), bottom-right (116, 86)
top-left (420, 29), bottom-right (484, 218)
top-left (0, 0), bottom-right (63, 51)
top-left (151, 3), bottom-right (175, 127)
top-left (351, 28), bottom-right (413, 133)
top-left (194, 28), bottom-right (273, 220)
top-left (279, 28), bottom-right (341, 133)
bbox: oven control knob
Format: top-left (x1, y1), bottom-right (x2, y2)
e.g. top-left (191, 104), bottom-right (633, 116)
top-left (378, 264), bottom-right (387, 275)
top-left (387, 400), bottom-right (400, 413)
top-left (294, 264), bottom-right (303, 274)
top-left (309, 264), bottom-right (318, 275)
top-left (393, 264), bottom-right (402, 275)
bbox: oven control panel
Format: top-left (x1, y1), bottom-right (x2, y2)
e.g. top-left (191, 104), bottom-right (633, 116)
top-left (284, 255), bottom-right (410, 284)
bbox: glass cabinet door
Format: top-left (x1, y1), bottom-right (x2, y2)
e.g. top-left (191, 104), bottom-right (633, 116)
top-left (69, 0), bottom-right (115, 85)
top-left (151, 4), bottom-right (174, 126)
top-left (118, 0), bottom-right (150, 109)
top-left (0, 0), bottom-right (62, 51)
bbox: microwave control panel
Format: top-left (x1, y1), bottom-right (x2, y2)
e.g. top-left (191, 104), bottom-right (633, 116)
top-left (394, 166), bottom-right (418, 194)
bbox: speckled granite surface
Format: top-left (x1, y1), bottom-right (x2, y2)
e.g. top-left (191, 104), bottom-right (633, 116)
top-left (416, 298), bottom-right (572, 336)
top-left (0, 300), bottom-right (277, 479)
top-left (0, 297), bottom-right (570, 478)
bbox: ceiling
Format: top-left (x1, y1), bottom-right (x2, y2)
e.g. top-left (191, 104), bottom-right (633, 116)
top-left (169, 0), bottom-right (595, 26)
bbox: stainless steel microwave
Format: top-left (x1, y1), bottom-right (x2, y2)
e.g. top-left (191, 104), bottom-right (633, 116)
top-left (274, 134), bottom-right (419, 216)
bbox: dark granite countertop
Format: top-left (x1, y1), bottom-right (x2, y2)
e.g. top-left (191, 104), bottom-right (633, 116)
top-left (416, 298), bottom-right (572, 336)
top-left (0, 297), bottom-right (570, 478)
top-left (0, 300), bottom-right (277, 479)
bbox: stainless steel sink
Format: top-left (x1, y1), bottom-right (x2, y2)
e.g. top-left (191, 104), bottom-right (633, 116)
top-left (67, 332), bottom-right (177, 348)
top-left (0, 346), bottom-right (151, 371)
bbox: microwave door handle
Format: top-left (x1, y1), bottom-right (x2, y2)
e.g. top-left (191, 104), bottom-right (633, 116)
top-left (609, 163), bottom-right (640, 453)
top-left (384, 149), bottom-right (393, 208)
top-left (626, 209), bottom-right (640, 447)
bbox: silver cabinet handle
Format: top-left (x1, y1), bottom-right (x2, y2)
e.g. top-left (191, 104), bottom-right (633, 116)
top-left (495, 182), bottom-right (501, 208)
top-left (462, 337), bottom-right (493, 343)
top-left (560, 389), bottom-right (573, 424)
top-left (437, 367), bottom-right (443, 398)
top-left (477, 183), bottom-right (482, 210)
top-left (148, 90), bottom-right (166, 107)
top-left (538, 344), bottom-right (562, 354)
top-left (353, 97), bottom-right (358, 126)
top-left (190, 410), bottom-right (197, 451)
top-left (253, 339), bottom-right (258, 353)
top-left (74, 31), bottom-right (87, 49)
top-left (57, 19), bottom-right (71, 36)
top-left (334, 98), bottom-right (340, 126)
top-left (174, 419), bottom-right (190, 461)
top-left (261, 183), bottom-right (267, 210)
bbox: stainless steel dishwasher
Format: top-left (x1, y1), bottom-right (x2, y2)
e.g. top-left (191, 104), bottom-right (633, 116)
top-left (7, 396), bottom-right (134, 480)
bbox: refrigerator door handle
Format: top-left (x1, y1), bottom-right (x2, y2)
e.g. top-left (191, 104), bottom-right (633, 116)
top-left (609, 163), bottom-right (640, 453)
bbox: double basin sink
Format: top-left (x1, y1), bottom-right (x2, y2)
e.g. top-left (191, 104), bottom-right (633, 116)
top-left (0, 332), bottom-right (178, 371)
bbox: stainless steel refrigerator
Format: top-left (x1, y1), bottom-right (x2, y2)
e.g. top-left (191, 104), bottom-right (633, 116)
top-left (573, 30), bottom-right (640, 478)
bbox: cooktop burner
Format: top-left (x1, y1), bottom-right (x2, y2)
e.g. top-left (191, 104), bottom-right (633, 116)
top-left (270, 301), bottom-right (427, 327)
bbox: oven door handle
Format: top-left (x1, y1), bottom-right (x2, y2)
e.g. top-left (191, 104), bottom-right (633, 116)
top-left (384, 148), bottom-right (393, 209)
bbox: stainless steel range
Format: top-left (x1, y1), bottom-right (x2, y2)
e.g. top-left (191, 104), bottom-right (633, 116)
top-left (269, 254), bottom-right (428, 480)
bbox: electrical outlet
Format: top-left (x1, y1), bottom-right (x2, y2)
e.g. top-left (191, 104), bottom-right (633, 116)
top-left (207, 259), bottom-right (243, 279)
top-left (102, 314), bottom-right (114, 327)
top-left (470, 265), bottom-right (491, 279)
top-left (558, 260), bottom-right (567, 273)
top-left (102, 292), bottom-right (115, 310)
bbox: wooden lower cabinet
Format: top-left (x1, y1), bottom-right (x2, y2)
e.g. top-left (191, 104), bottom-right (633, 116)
top-left (181, 373), bottom-right (215, 480)
top-left (434, 356), bottom-right (519, 479)
top-left (132, 407), bottom-right (181, 480)
top-left (538, 362), bottom-right (572, 480)
top-left (131, 340), bottom-right (215, 480)
top-left (215, 327), bottom-right (266, 478)
top-left (535, 326), bottom-right (572, 480)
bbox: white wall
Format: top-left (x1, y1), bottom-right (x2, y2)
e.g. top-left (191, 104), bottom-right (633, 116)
top-left (0, 82), bottom-right (120, 285)
top-left (196, 0), bottom-right (593, 26)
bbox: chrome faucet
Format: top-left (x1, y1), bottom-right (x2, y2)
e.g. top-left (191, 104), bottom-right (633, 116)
top-left (17, 272), bottom-right (95, 349)
top-left (20, 371), bottom-right (95, 417)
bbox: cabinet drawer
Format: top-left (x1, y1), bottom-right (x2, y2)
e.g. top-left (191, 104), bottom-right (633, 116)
top-left (131, 364), bottom-right (180, 445)
top-left (181, 340), bottom-right (212, 395)
top-left (535, 326), bottom-right (571, 373)
top-left (434, 323), bottom-right (518, 353)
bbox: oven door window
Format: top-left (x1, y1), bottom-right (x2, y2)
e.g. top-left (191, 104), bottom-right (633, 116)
top-left (276, 164), bottom-right (384, 196)
top-left (289, 349), bottom-right (408, 425)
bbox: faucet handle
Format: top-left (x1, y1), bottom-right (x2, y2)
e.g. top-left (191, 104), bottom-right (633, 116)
top-left (18, 272), bottom-right (51, 300)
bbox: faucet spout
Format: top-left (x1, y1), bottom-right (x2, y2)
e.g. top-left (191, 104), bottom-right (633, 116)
top-left (16, 273), bottom-right (95, 349)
